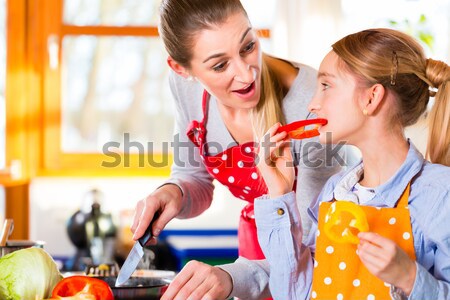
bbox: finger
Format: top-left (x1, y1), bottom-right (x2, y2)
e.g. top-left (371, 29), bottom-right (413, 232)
top-left (358, 250), bottom-right (385, 275)
top-left (152, 205), bottom-right (179, 237)
top-left (268, 122), bottom-right (283, 135)
top-left (278, 140), bottom-right (293, 159)
top-left (201, 278), bottom-right (232, 300)
top-left (358, 239), bottom-right (387, 261)
top-left (259, 128), bottom-right (286, 159)
top-left (358, 232), bottom-right (389, 247)
top-left (260, 123), bottom-right (283, 149)
top-left (260, 123), bottom-right (287, 144)
top-left (359, 232), bottom-right (397, 256)
top-left (172, 261), bottom-right (211, 300)
top-left (130, 200), bottom-right (144, 233)
top-left (358, 239), bottom-right (386, 260)
top-left (271, 131), bottom-right (288, 144)
top-left (199, 286), bottom-right (216, 300)
top-left (161, 266), bottom-right (196, 300)
top-left (144, 236), bottom-right (158, 246)
top-left (175, 273), bottom-right (208, 300)
top-left (186, 280), bottom-right (214, 300)
top-left (269, 139), bottom-right (291, 161)
top-left (133, 198), bottom-right (159, 240)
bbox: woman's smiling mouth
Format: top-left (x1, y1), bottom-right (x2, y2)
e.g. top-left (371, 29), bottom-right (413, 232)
top-left (233, 81), bottom-right (256, 99)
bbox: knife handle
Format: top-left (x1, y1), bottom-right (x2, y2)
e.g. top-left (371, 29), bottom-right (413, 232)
top-left (138, 212), bottom-right (159, 247)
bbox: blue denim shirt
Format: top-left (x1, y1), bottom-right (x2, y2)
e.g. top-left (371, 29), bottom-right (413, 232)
top-left (255, 143), bottom-right (450, 300)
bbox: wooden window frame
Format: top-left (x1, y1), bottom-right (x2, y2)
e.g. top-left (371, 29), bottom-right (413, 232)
top-left (6, 0), bottom-right (270, 178)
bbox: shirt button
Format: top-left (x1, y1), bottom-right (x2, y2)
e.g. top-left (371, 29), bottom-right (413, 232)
top-left (277, 208), bottom-right (285, 215)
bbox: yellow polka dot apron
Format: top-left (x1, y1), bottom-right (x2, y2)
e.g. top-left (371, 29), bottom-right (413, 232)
top-left (311, 183), bottom-right (416, 300)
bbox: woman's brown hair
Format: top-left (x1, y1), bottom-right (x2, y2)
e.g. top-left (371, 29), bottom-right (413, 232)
top-left (332, 28), bottom-right (450, 165)
top-left (159, 0), bottom-right (285, 140)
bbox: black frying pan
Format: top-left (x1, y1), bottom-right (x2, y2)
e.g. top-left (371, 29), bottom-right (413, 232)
top-left (97, 276), bottom-right (171, 300)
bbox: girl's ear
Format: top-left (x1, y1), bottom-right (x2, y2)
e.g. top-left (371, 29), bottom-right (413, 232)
top-left (167, 56), bottom-right (190, 79)
top-left (362, 83), bottom-right (386, 115)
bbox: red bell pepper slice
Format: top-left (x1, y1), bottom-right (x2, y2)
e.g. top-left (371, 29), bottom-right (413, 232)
top-left (51, 276), bottom-right (114, 300)
top-left (277, 118), bottom-right (328, 139)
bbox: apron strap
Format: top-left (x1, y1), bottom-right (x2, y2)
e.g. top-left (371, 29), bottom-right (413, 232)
top-left (201, 90), bottom-right (210, 125)
top-left (186, 90), bottom-right (210, 148)
top-left (396, 182), bottom-right (411, 209)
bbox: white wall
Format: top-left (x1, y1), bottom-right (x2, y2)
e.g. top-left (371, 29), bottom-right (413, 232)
top-left (269, 0), bottom-right (450, 69)
top-left (29, 177), bottom-right (245, 257)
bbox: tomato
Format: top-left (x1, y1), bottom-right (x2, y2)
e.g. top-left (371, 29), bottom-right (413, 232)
top-left (51, 276), bottom-right (114, 300)
top-left (323, 201), bottom-right (369, 244)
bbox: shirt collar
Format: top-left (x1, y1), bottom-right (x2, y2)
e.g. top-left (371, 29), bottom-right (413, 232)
top-left (333, 163), bottom-right (364, 203)
top-left (322, 141), bottom-right (425, 207)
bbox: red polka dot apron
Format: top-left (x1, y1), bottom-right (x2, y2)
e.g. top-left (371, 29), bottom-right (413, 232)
top-left (187, 90), bottom-right (269, 260)
top-left (311, 183), bottom-right (416, 300)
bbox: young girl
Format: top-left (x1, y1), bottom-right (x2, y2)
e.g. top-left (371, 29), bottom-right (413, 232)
top-left (256, 28), bottom-right (450, 299)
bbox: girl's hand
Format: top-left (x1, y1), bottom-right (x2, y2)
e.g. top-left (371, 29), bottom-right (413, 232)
top-left (257, 123), bottom-right (295, 198)
top-left (160, 261), bottom-right (232, 300)
top-left (357, 232), bottom-right (417, 295)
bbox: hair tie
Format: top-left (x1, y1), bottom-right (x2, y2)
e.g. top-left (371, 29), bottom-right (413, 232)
top-left (429, 86), bottom-right (438, 97)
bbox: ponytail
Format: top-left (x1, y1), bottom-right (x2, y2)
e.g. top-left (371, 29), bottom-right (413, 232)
top-left (426, 62), bottom-right (450, 166)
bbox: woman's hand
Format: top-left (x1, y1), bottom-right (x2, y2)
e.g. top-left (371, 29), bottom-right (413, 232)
top-left (357, 232), bottom-right (417, 295)
top-left (257, 123), bottom-right (295, 198)
top-left (131, 184), bottom-right (183, 241)
top-left (161, 261), bottom-right (233, 300)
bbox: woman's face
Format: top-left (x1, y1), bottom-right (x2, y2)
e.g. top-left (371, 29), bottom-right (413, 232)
top-left (189, 12), bottom-right (262, 110)
top-left (309, 51), bottom-right (367, 145)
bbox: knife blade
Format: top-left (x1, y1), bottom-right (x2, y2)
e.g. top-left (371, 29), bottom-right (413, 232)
top-left (115, 215), bottom-right (157, 286)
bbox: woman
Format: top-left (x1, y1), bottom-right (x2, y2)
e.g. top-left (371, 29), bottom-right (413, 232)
top-left (255, 28), bottom-right (450, 299)
top-left (131, 0), bottom-right (342, 262)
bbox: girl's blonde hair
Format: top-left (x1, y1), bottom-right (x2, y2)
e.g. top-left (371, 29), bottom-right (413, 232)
top-left (332, 28), bottom-right (450, 165)
top-left (426, 62), bottom-right (450, 165)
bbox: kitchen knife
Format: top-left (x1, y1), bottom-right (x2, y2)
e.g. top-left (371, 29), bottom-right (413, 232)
top-left (115, 215), bottom-right (158, 286)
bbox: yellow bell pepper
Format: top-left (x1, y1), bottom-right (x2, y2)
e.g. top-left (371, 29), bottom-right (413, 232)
top-left (323, 201), bottom-right (369, 244)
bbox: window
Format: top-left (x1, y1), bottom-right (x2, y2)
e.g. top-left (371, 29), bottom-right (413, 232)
top-left (278, 0), bottom-right (450, 70)
top-left (0, 0), bottom-right (5, 218)
top-left (341, 0), bottom-right (449, 60)
top-left (40, 0), bottom-right (172, 175)
top-left (0, 0), bottom-right (5, 170)
top-left (59, 1), bottom-right (171, 155)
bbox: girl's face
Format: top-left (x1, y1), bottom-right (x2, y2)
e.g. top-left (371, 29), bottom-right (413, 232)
top-left (309, 51), bottom-right (367, 145)
top-left (189, 12), bottom-right (262, 110)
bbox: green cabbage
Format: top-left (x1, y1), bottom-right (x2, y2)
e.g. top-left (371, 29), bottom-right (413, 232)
top-left (0, 247), bottom-right (63, 300)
